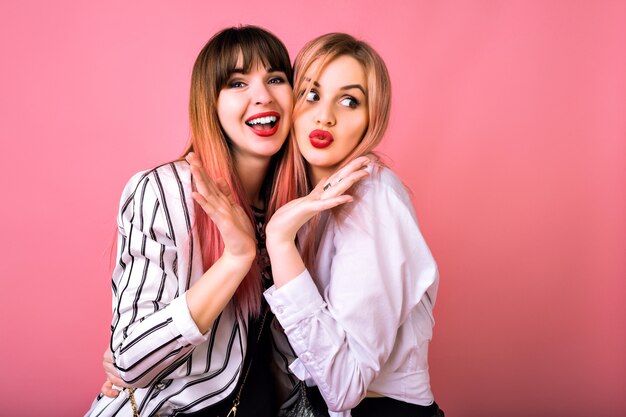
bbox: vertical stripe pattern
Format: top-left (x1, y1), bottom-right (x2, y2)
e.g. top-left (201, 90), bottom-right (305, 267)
top-left (85, 161), bottom-right (252, 417)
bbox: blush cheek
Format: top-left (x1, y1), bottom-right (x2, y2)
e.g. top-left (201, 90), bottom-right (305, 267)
top-left (294, 125), bottom-right (309, 149)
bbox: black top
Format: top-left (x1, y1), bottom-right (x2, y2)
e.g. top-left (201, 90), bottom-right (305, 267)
top-left (182, 207), bottom-right (277, 417)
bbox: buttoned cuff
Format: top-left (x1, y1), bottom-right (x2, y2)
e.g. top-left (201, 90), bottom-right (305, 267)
top-left (264, 269), bottom-right (326, 329)
top-left (170, 293), bottom-right (210, 345)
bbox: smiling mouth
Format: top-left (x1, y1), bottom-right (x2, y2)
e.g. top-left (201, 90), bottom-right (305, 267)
top-left (245, 115), bottom-right (278, 132)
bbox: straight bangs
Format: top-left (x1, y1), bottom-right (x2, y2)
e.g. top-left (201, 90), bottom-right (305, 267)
top-left (214, 28), bottom-right (293, 89)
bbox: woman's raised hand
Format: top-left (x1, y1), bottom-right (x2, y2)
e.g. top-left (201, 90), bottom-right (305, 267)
top-left (266, 156), bottom-right (370, 249)
top-left (186, 153), bottom-right (257, 263)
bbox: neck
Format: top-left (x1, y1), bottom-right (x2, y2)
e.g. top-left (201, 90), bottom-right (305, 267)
top-left (235, 155), bottom-right (272, 209)
top-left (309, 165), bottom-right (333, 189)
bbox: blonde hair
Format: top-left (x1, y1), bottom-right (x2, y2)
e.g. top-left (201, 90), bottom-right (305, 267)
top-left (289, 33), bottom-right (392, 267)
top-left (183, 26), bottom-right (297, 316)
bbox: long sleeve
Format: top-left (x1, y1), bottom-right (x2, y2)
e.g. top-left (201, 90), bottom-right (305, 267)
top-left (110, 165), bottom-right (208, 387)
top-left (265, 168), bottom-right (438, 411)
top-left (85, 161), bottom-right (248, 416)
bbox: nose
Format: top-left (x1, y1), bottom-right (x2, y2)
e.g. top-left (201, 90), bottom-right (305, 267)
top-left (315, 102), bottom-right (336, 127)
top-left (251, 80), bottom-right (273, 105)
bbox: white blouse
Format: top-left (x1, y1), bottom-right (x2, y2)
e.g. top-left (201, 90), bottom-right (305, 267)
top-left (265, 166), bottom-right (439, 416)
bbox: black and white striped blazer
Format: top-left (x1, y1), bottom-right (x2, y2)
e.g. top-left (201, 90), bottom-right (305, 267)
top-left (86, 161), bottom-right (249, 417)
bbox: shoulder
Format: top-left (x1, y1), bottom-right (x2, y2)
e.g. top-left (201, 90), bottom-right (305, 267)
top-left (352, 165), bottom-right (414, 213)
top-left (331, 164), bottom-right (418, 239)
top-left (116, 160), bottom-right (197, 243)
top-left (121, 160), bottom-right (192, 203)
top-left (117, 160), bottom-right (194, 228)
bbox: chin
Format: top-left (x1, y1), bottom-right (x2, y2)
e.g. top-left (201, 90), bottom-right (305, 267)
top-left (258, 143), bottom-right (285, 158)
top-left (302, 154), bottom-right (330, 168)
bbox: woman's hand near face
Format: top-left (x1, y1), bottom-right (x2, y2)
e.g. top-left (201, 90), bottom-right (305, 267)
top-left (183, 152), bottom-right (259, 333)
top-left (266, 156), bottom-right (370, 286)
top-left (186, 152), bottom-right (257, 264)
top-left (267, 156), bottom-right (370, 245)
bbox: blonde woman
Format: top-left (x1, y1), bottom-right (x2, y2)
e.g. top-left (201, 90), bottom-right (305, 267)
top-left (263, 33), bottom-right (444, 417)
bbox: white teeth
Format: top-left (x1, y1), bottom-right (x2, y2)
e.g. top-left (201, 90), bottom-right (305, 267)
top-left (247, 115), bottom-right (277, 125)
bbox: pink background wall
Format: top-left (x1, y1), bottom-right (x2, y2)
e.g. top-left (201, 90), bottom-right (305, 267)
top-left (1, 1), bottom-right (624, 415)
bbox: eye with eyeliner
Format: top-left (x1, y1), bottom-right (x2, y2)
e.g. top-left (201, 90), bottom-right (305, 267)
top-left (300, 86), bottom-right (361, 109)
top-left (224, 71), bottom-right (287, 89)
top-left (228, 80), bottom-right (245, 88)
top-left (225, 73), bottom-right (246, 89)
top-left (339, 96), bottom-right (359, 109)
top-left (268, 75), bottom-right (286, 85)
top-left (305, 90), bottom-right (320, 102)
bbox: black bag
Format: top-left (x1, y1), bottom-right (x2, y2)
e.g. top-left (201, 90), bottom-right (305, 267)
top-left (277, 381), bottom-right (328, 417)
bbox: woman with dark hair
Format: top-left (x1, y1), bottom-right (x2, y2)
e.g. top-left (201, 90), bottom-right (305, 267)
top-left (85, 25), bottom-right (298, 417)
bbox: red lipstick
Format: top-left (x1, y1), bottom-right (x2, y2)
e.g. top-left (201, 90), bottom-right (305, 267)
top-left (245, 111), bottom-right (281, 137)
top-left (309, 129), bottom-right (334, 149)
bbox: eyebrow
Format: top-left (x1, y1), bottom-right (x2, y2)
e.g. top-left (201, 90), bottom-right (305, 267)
top-left (341, 84), bottom-right (367, 95)
top-left (305, 78), bottom-right (366, 95)
top-left (230, 67), bottom-right (282, 75)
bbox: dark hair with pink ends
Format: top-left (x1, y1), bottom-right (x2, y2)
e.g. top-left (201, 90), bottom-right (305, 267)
top-left (182, 26), bottom-right (297, 317)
